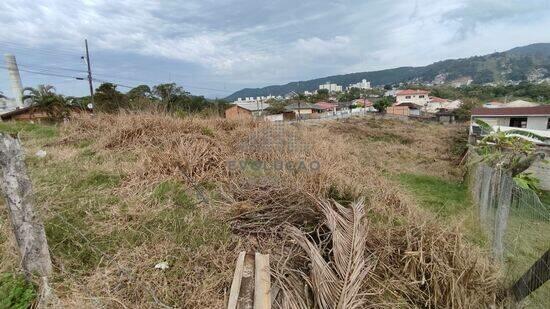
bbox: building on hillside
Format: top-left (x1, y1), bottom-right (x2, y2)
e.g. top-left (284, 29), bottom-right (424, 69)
top-left (348, 79), bottom-right (371, 90)
top-left (395, 89), bottom-right (430, 107)
top-left (319, 82), bottom-right (343, 93)
top-left (225, 102), bottom-right (271, 120)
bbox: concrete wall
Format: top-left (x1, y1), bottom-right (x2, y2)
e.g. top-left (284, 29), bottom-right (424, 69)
top-left (225, 106), bottom-right (252, 120)
top-left (527, 116), bottom-right (549, 130)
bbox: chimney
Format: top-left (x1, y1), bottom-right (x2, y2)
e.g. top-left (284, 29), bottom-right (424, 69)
top-left (4, 54), bottom-right (24, 108)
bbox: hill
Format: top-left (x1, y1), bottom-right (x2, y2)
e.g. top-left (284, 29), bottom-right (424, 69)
top-left (226, 43), bottom-right (550, 100)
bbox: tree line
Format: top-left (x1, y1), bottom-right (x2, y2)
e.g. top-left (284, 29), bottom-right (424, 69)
top-left (17, 82), bottom-right (231, 121)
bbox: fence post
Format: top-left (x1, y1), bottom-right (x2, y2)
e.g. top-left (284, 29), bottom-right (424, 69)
top-left (510, 249), bottom-right (550, 301)
top-left (492, 170), bottom-right (513, 262)
top-left (0, 133), bottom-right (52, 276)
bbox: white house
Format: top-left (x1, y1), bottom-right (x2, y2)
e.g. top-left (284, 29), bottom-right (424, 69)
top-left (470, 106), bottom-right (550, 143)
top-left (395, 89), bottom-right (430, 107)
top-left (319, 83), bottom-right (343, 93)
top-left (348, 79), bottom-right (371, 90)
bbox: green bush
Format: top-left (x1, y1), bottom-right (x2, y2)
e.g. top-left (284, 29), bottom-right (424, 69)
top-left (0, 273), bottom-right (36, 309)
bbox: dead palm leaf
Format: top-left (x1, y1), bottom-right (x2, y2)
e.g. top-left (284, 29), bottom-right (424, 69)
top-left (286, 199), bottom-right (371, 309)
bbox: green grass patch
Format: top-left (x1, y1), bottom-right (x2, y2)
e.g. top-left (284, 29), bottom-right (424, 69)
top-left (75, 171), bottom-right (121, 189)
top-left (398, 173), bottom-right (470, 218)
top-left (0, 121), bottom-right (57, 140)
top-left (0, 273), bottom-right (36, 309)
top-left (153, 181), bottom-right (194, 208)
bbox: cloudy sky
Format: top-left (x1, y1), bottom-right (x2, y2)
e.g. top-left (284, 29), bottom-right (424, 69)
top-left (1, 0), bottom-right (549, 98)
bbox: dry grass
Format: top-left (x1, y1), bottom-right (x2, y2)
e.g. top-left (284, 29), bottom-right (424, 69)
top-left (0, 112), bottom-right (501, 308)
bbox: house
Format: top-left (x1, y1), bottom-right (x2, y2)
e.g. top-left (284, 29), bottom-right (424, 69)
top-left (285, 102), bottom-right (323, 119)
top-left (395, 89), bottom-right (430, 107)
top-left (353, 99), bottom-right (373, 108)
top-left (389, 102), bottom-right (422, 116)
top-left (225, 102), bottom-right (270, 120)
top-left (469, 106), bottom-right (550, 142)
top-left (0, 105), bottom-right (89, 122)
top-left (425, 97), bottom-right (462, 114)
top-left (314, 102), bottom-right (338, 113)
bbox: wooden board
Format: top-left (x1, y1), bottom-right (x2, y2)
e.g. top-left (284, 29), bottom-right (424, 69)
top-left (254, 253), bottom-right (271, 309)
top-left (228, 251), bottom-right (246, 309)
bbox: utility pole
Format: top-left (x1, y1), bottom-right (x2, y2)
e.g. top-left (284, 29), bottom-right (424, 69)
top-left (83, 39), bottom-right (94, 106)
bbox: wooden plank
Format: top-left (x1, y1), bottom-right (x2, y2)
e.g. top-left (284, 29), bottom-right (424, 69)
top-left (511, 249), bottom-right (550, 301)
top-left (238, 252), bottom-right (256, 309)
top-left (228, 251), bottom-right (246, 309)
top-left (254, 253), bottom-right (271, 309)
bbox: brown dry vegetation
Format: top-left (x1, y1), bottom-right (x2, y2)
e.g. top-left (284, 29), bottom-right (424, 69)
top-left (0, 113), bottom-right (501, 308)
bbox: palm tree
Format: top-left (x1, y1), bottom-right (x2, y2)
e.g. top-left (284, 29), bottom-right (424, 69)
top-left (23, 85), bottom-right (69, 120)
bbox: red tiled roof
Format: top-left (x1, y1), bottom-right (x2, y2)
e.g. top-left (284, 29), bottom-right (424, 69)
top-left (314, 102), bottom-right (338, 110)
top-left (429, 96), bottom-right (449, 103)
top-left (396, 89), bottom-right (429, 96)
top-left (471, 106), bottom-right (550, 116)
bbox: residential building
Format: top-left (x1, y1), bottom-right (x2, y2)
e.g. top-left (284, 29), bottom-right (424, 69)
top-left (388, 103), bottom-right (422, 116)
top-left (225, 102), bottom-right (270, 120)
top-left (314, 102), bottom-right (338, 113)
top-left (395, 89), bottom-right (430, 107)
top-left (348, 79), bottom-right (371, 90)
top-left (469, 106), bottom-right (550, 141)
top-left (319, 82), bottom-right (343, 93)
top-left (425, 97), bottom-right (462, 114)
top-left (285, 102), bottom-right (323, 119)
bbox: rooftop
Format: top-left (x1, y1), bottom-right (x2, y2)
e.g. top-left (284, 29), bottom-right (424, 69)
top-left (396, 89), bottom-right (430, 96)
top-left (471, 106), bottom-right (550, 116)
top-left (234, 102), bottom-right (270, 111)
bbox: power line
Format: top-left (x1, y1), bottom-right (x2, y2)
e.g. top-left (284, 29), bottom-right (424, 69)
top-left (0, 65), bottom-right (85, 80)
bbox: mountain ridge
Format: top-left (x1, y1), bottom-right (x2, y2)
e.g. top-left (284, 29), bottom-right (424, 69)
top-left (226, 43), bottom-right (550, 101)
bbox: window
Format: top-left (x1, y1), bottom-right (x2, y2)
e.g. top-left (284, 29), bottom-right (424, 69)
top-left (547, 118), bottom-right (550, 130)
top-left (405, 96), bottom-right (411, 99)
top-left (509, 117), bottom-right (527, 128)
top-left (419, 95), bottom-right (425, 98)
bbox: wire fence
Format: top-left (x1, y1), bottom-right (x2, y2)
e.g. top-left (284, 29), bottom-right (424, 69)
top-left (468, 161), bottom-right (550, 306)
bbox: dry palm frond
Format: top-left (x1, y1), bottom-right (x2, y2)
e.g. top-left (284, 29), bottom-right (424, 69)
top-left (286, 199), bottom-right (371, 309)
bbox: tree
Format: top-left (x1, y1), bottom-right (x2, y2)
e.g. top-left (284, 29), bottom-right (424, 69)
top-left (94, 83), bottom-right (127, 112)
top-left (22, 85), bottom-right (70, 120)
top-left (127, 85), bottom-right (152, 101)
top-left (373, 97), bottom-right (392, 113)
top-left (0, 91), bottom-right (6, 99)
top-left (153, 83), bottom-right (190, 111)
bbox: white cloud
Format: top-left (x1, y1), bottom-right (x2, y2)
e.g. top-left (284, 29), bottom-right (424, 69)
top-left (0, 0), bottom-right (549, 96)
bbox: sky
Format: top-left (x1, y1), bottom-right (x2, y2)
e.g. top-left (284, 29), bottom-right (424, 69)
top-left (0, 0), bottom-right (550, 99)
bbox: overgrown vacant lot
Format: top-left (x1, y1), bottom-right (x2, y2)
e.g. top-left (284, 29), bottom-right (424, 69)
top-left (0, 114), bottom-right (501, 308)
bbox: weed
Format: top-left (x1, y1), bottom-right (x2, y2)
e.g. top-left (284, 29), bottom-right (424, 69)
top-left (0, 273), bottom-right (36, 309)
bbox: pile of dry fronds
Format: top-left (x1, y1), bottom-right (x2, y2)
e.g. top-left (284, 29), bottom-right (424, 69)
top-left (6, 112), bottom-right (500, 308)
